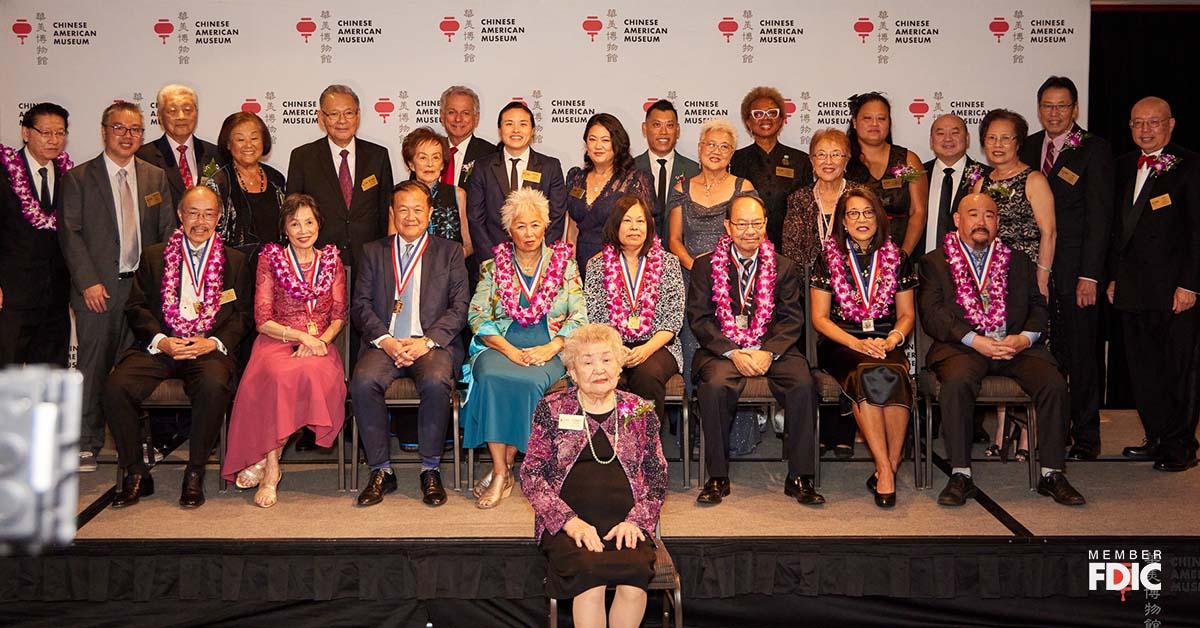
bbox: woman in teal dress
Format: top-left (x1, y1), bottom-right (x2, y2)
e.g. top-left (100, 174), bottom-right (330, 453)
top-left (463, 187), bottom-right (588, 509)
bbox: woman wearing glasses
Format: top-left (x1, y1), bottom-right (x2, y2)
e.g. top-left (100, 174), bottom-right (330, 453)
top-left (782, 129), bottom-right (863, 270)
top-left (207, 112), bottom-right (286, 261)
top-left (729, 87), bottom-right (813, 248)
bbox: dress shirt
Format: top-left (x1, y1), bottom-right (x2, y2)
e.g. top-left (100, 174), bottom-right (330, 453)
top-left (102, 152), bottom-right (143, 273)
top-left (166, 134), bottom-right (198, 182)
top-left (503, 147), bottom-right (531, 189)
top-left (372, 234), bottom-right (426, 346)
top-left (648, 149), bottom-right (676, 195)
top-left (449, 134), bottom-right (474, 188)
top-left (925, 155), bottom-right (967, 253)
top-left (1132, 147), bottom-right (1163, 204)
top-left (1041, 131), bottom-right (1068, 172)
top-left (328, 137), bottom-right (357, 182)
top-left (23, 145), bottom-right (55, 203)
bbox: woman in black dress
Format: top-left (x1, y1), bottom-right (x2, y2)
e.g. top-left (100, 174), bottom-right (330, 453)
top-left (810, 188), bottom-right (917, 507)
top-left (401, 126), bottom-right (473, 257)
top-left (209, 111), bottom-right (285, 260)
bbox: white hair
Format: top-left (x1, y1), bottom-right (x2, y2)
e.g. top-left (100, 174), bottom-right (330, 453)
top-left (561, 324), bottom-right (627, 372)
top-left (500, 188), bottom-right (551, 233)
top-left (440, 85), bottom-right (481, 113)
top-left (699, 117), bottom-right (737, 145)
top-left (156, 84), bottom-right (198, 109)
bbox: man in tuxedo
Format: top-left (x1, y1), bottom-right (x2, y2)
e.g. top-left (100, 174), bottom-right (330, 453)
top-left (1019, 76), bottom-right (1114, 460)
top-left (287, 84), bottom-right (394, 269)
top-left (689, 195), bottom-right (822, 506)
top-left (349, 181), bottom-right (469, 507)
top-left (921, 114), bottom-right (990, 255)
top-left (919, 193), bottom-right (1084, 506)
top-left (439, 85), bottom-right (496, 189)
top-left (634, 99), bottom-right (700, 242)
top-left (103, 186), bottom-right (252, 508)
top-left (1108, 96), bottom-right (1200, 472)
top-left (58, 101), bottom-right (176, 471)
top-left (135, 85), bottom-right (219, 207)
top-left (467, 101), bottom-right (566, 261)
top-left (0, 103), bottom-right (72, 368)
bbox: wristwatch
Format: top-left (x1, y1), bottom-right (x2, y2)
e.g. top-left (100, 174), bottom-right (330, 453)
top-left (423, 337), bottom-right (437, 350)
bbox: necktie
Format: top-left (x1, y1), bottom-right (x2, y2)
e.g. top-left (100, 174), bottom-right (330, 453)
top-left (441, 146), bottom-right (458, 186)
top-left (937, 167), bottom-right (954, 241)
top-left (338, 149), bottom-right (353, 208)
top-left (1137, 154), bottom-right (1156, 170)
top-left (391, 243), bottom-right (417, 338)
top-left (656, 158), bottom-right (668, 215)
top-left (509, 157), bottom-right (520, 192)
top-left (38, 166), bottom-right (51, 209)
top-left (1041, 142), bottom-right (1055, 176)
top-left (177, 144), bottom-right (193, 188)
top-left (739, 256), bottom-right (754, 293)
top-left (117, 169), bottom-right (139, 270)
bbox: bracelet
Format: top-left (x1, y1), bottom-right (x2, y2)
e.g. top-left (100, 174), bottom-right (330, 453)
top-left (887, 330), bottom-right (905, 343)
top-left (1036, 263), bottom-right (1052, 273)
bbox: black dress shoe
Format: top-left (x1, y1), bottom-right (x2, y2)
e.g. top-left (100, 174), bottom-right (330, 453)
top-left (112, 471), bottom-right (154, 508)
top-left (937, 473), bottom-right (977, 506)
top-left (787, 476), bottom-right (825, 506)
top-left (1122, 439), bottom-right (1160, 460)
top-left (874, 491), bottom-right (896, 508)
top-left (1067, 445), bottom-right (1099, 461)
top-left (1153, 458), bottom-right (1199, 472)
top-left (1036, 471), bottom-right (1086, 505)
top-left (833, 444), bottom-right (854, 459)
top-left (357, 469), bottom-right (398, 506)
top-left (420, 469), bottom-right (448, 507)
top-left (696, 477), bottom-right (730, 505)
top-left (179, 468), bottom-right (206, 508)
top-left (295, 428), bottom-right (320, 452)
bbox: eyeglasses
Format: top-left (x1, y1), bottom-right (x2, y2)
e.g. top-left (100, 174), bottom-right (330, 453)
top-left (729, 220), bottom-right (765, 232)
top-left (813, 151), bottom-right (847, 162)
top-left (750, 108), bottom-right (780, 120)
top-left (1130, 118), bottom-right (1168, 130)
top-left (701, 141), bottom-right (734, 154)
top-left (845, 209), bottom-right (876, 220)
top-left (183, 210), bottom-right (219, 222)
top-left (1038, 103), bottom-right (1075, 113)
top-left (30, 127), bottom-right (68, 140)
top-left (322, 109), bottom-right (359, 121)
top-left (983, 135), bottom-right (1018, 146)
top-left (107, 124), bottom-right (145, 137)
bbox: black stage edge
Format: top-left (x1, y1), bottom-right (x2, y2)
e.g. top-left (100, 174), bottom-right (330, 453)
top-left (4, 536), bottom-right (1200, 627)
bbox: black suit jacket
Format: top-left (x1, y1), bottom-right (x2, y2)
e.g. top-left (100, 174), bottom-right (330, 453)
top-left (0, 150), bottom-right (69, 309)
top-left (135, 134), bottom-right (220, 207)
top-left (919, 156), bottom-right (990, 254)
top-left (124, 242), bottom-right (252, 354)
top-left (687, 249), bottom-right (805, 377)
top-left (917, 245), bottom-right (1052, 365)
top-left (350, 234), bottom-right (469, 363)
top-left (466, 149), bottom-right (567, 261)
top-left (1019, 125), bottom-right (1114, 281)
top-left (1110, 143), bottom-right (1200, 312)
top-left (286, 137), bottom-right (394, 268)
top-left (458, 135), bottom-right (497, 187)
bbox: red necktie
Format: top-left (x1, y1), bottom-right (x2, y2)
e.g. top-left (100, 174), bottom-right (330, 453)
top-left (1041, 142), bottom-right (1055, 175)
top-left (177, 145), bottom-right (193, 188)
top-left (441, 146), bottom-right (458, 186)
top-left (1137, 154), bottom-right (1156, 170)
top-left (338, 149), bottom-right (353, 208)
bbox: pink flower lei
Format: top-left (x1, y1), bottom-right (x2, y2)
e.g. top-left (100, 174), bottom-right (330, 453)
top-left (492, 239), bottom-right (574, 327)
top-left (710, 234), bottom-right (777, 348)
top-left (822, 236), bottom-right (901, 323)
top-left (601, 237), bottom-right (664, 340)
top-left (942, 231), bottom-right (1011, 333)
top-left (161, 229), bottom-right (226, 337)
top-left (261, 242), bottom-right (340, 303)
top-left (0, 143), bottom-right (73, 230)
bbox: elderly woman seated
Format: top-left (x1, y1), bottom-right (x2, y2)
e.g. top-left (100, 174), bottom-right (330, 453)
top-left (521, 323), bottom-right (668, 628)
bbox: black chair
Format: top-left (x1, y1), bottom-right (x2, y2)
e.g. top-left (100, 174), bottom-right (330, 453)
top-left (663, 373), bottom-right (691, 489)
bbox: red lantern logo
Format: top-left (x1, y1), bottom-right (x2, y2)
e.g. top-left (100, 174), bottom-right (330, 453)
top-left (909, 98), bottom-right (930, 124)
top-left (154, 19), bottom-right (174, 44)
top-left (297, 17), bottom-right (316, 43)
top-left (643, 97), bottom-right (661, 113)
top-left (375, 98), bottom-right (395, 123)
top-left (853, 17), bottom-right (874, 43)
top-left (439, 16), bottom-right (460, 42)
top-left (241, 99), bottom-right (262, 114)
top-left (12, 19), bottom-right (31, 44)
top-left (718, 17), bottom-right (738, 43)
top-left (582, 16), bottom-right (603, 42)
top-left (989, 17), bottom-right (1009, 43)
top-left (783, 98), bottom-right (797, 121)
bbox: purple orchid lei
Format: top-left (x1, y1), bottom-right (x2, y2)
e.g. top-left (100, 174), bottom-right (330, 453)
top-left (942, 231), bottom-right (1011, 333)
top-left (822, 236), bottom-right (901, 323)
top-left (0, 143), bottom-right (73, 230)
top-left (601, 237), bottom-right (664, 340)
top-left (161, 229), bottom-right (226, 337)
top-left (710, 234), bottom-right (777, 348)
top-left (261, 242), bottom-right (339, 303)
top-left (492, 240), bottom-right (574, 327)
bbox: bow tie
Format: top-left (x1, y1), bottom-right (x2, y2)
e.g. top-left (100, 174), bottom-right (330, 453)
top-left (1138, 154), bottom-right (1157, 170)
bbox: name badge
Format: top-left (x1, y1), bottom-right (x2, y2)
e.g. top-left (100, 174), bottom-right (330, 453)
top-left (881, 178), bottom-right (903, 190)
top-left (775, 166), bottom-right (795, 179)
top-left (219, 289), bottom-right (237, 305)
top-left (1150, 193), bottom-right (1172, 210)
top-left (558, 413), bottom-right (585, 431)
top-left (361, 174), bottom-right (378, 191)
top-left (569, 186), bottom-right (585, 199)
top-left (522, 169), bottom-right (542, 183)
top-left (1057, 167), bottom-right (1080, 186)
top-left (144, 191), bottom-right (163, 207)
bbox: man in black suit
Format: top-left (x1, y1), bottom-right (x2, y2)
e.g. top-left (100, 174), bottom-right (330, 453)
top-left (439, 85), bottom-right (496, 190)
top-left (1108, 96), bottom-right (1200, 472)
top-left (349, 181), bottom-right (469, 507)
top-left (688, 195), bottom-right (822, 506)
top-left (634, 99), bottom-right (701, 242)
top-left (919, 193), bottom-right (1084, 506)
top-left (135, 85), bottom-right (219, 207)
top-left (103, 186), bottom-right (252, 508)
top-left (0, 103), bottom-right (72, 368)
top-left (1019, 76), bottom-right (1114, 460)
top-left (467, 101), bottom-right (566, 261)
top-left (920, 114), bottom-right (990, 255)
top-left (287, 84), bottom-right (394, 269)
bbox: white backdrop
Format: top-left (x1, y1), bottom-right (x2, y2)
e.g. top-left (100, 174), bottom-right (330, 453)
top-left (0, 0), bottom-right (1089, 175)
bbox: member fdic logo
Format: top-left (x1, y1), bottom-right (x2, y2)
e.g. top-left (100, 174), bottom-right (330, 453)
top-left (1088, 549), bottom-right (1162, 600)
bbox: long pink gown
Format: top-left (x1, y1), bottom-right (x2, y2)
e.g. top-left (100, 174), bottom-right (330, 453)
top-left (221, 252), bottom-right (348, 481)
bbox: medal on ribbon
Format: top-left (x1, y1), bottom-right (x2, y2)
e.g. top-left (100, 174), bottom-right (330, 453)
top-left (390, 233), bottom-right (429, 334)
top-left (288, 244), bottom-right (323, 336)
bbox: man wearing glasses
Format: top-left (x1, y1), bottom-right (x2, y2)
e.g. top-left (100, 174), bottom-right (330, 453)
top-left (922, 114), bottom-right (990, 255)
top-left (59, 101), bottom-right (176, 471)
top-left (1109, 96), bottom-right (1200, 473)
top-left (136, 84), bottom-right (219, 208)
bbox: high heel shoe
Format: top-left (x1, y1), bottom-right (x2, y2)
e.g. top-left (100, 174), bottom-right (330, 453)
top-left (983, 444), bottom-right (1002, 458)
top-left (866, 473), bottom-right (878, 495)
top-left (476, 471), bottom-right (513, 509)
top-left (236, 460), bottom-right (267, 489)
top-left (255, 468), bottom-right (282, 508)
top-left (472, 470), bottom-right (494, 498)
top-left (875, 491), bottom-right (897, 508)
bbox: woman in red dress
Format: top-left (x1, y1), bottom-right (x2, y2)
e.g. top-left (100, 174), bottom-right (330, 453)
top-left (221, 193), bottom-right (348, 507)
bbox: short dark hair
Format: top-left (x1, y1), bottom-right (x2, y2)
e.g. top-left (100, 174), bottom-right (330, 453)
top-left (278, 193), bottom-right (322, 237)
top-left (392, 179), bottom-right (432, 205)
top-left (101, 101), bottom-right (142, 127)
top-left (21, 102), bottom-right (69, 130)
top-left (496, 101), bottom-right (535, 129)
top-left (847, 92), bottom-right (893, 162)
top-left (644, 99), bottom-right (678, 121)
top-left (979, 109), bottom-right (1029, 153)
top-left (216, 111), bottom-right (272, 162)
top-left (582, 113), bottom-right (634, 175)
top-left (830, 187), bottom-right (890, 254)
top-left (1037, 76), bottom-right (1078, 104)
top-left (725, 193), bottom-right (766, 220)
top-left (401, 126), bottom-right (449, 170)
top-left (601, 194), bottom-right (655, 257)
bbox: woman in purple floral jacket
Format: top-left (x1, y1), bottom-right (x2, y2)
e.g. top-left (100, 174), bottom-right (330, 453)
top-left (520, 323), bottom-right (667, 628)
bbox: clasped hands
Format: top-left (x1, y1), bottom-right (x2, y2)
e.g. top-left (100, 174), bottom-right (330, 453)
top-left (380, 336), bottom-right (429, 367)
top-left (970, 334), bottom-right (1031, 360)
top-left (157, 336), bottom-right (218, 360)
top-left (729, 348), bottom-right (772, 377)
top-left (506, 342), bottom-right (559, 367)
top-left (564, 516), bottom-right (645, 552)
top-left (851, 336), bottom-right (898, 359)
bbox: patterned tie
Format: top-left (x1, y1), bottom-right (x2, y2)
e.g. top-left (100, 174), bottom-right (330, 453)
top-left (117, 169), bottom-right (139, 270)
top-left (38, 166), bottom-right (51, 209)
top-left (441, 146), bottom-right (458, 186)
top-left (338, 149), bottom-right (353, 208)
top-left (1041, 142), bottom-right (1055, 176)
top-left (390, 243), bottom-right (417, 338)
top-left (739, 256), bottom-right (754, 292)
top-left (177, 144), bottom-right (193, 188)
top-left (509, 157), bottom-right (520, 192)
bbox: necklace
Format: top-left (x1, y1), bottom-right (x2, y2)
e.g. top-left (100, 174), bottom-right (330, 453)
top-left (700, 170), bottom-right (728, 194)
top-left (814, 180), bottom-right (846, 241)
top-left (588, 169), bottom-right (612, 199)
top-left (578, 393), bottom-right (619, 465)
top-left (235, 164), bottom-right (266, 193)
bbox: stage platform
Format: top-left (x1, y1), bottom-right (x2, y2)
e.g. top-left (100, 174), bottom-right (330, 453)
top-left (4, 410), bottom-right (1200, 627)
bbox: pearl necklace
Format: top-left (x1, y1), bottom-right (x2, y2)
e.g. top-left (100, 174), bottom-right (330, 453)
top-left (579, 393), bottom-right (619, 465)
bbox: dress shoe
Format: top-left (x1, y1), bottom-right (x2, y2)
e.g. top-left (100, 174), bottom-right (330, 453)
top-left (786, 476), bottom-right (825, 506)
top-left (179, 468), bottom-right (206, 508)
top-left (420, 469), bottom-right (448, 507)
top-left (295, 428), bottom-right (320, 452)
top-left (696, 477), bottom-right (730, 505)
top-left (866, 473), bottom-right (878, 495)
top-left (476, 471), bottom-right (513, 509)
top-left (357, 469), bottom-right (397, 506)
top-left (112, 471), bottom-right (154, 508)
top-left (1153, 458), bottom-right (1199, 473)
top-left (1036, 471), bottom-right (1086, 505)
top-left (937, 473), bottom-right (977, 506)
top-left (874, 491), bottom-right (896, 508)
top-left (1122, 439), bottom-right (1160, 460)
top-left (1066, 445), bottom-right (1099, 461)
top-left (833, 444), bottom-right (854, 459)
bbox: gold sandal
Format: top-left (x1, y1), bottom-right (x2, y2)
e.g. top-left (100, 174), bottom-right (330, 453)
top-left (236, 460), bottom-right (267, 489)
top-left (472, 469), bottom-right (494, 498)
top-left (255, 469), bottom-right (282, 508)
top-left (475, 472), bottom-right (513, 509)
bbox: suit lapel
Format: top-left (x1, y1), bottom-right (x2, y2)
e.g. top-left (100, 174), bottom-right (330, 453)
top-left (525, 151), bottom-right (543, 190)
top-left (352, 141), bottom-right (372, 209)
top-left (317, 139), bottom-right (347, 210)
top-left (1122, 158), bottom-right (1161, 246)
top-left (89, 156), bottom-right (119, 231)
top-left (493, 153), bottom-right (511, 197)
top-left (156, 136), bottom-right (178, 168)
top-left (134, 159), bottom-right (162, 242)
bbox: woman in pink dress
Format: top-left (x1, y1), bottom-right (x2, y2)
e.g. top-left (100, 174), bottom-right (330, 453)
top-left (221, 193), bottom-right (348, 507)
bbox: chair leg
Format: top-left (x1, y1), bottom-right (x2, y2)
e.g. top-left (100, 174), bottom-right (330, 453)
top-left (924, 400), bottom-right (934, 489)
top-left (219, 412), bottom-right (228, 492)
top-left (680, 398), bottom-right (690, 489)
top-left (673, 579), bottom-right (683, 628)
top-left (351, 415), bottom-right (360, 492)
top-left (337, 420), bottom-right (346, 492)
top-left (662, 590), bottom-right (670, 628)
top-left (698, 418), bottom-right (706, 485)
top-left (1027, 404), bottom-right (1039, 490)
top-left (468, 446), bottom-right (475, 491)
top-left (910, 401), bottom-right (922, 490)
top-left (548, 596), bottom-right (557, 628)
top-left (452, 393), bottom-right (462, 491)
top-left (813, 399), bottom-right (821, 489)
